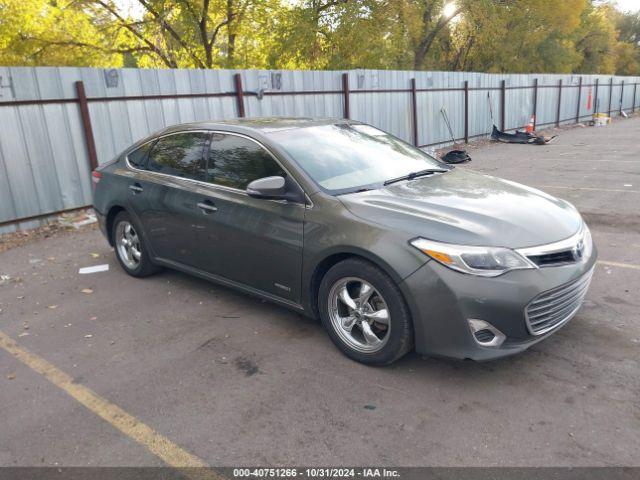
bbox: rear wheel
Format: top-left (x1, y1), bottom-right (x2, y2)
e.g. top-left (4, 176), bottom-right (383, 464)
top-left (318, 258), bottom-right (413, 365)
top-left (112, 211), bottom-right (160, 277)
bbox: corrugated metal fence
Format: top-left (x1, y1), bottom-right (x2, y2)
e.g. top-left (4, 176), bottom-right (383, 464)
top-left (1, 67), bottom-right (639, 232)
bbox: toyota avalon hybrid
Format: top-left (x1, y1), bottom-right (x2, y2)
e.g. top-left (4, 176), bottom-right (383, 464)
top-left (93, 118), bottom-right (596, 365)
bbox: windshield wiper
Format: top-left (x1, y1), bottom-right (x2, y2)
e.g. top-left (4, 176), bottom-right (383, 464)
top-left (383, 168), bottom-right (448, 186)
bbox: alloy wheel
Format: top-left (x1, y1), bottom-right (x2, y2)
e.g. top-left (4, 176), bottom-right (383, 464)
top-left (327, 277), bottom-right (391, 353)
top-left (116, 221), bottom-right (141, 270)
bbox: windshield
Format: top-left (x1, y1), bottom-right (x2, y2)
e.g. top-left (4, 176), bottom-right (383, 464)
top-left (268, 123), bottom-right (447, 194)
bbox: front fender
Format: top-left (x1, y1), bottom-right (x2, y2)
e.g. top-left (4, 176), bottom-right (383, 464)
top-left (300, 194), bottom-right (428, 315)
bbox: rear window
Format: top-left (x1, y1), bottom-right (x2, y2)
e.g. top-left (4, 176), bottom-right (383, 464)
top-left (127, 142), bottom-right (154, 168)
top-left (146, 133), bottom-right (209, 181)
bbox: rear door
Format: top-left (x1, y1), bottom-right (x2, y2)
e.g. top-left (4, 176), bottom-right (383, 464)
top-left (131, 131), bottom-right (211, 266)
top-left (195, 132), bottom-right (305, 303)
top-left (119, 140), bottom-right (166, 239)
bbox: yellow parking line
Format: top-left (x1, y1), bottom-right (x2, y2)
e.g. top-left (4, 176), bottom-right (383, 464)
top-left (598, 260), bottom-right (640, 271)
top-left (0, 329), bottom-right (220, 477)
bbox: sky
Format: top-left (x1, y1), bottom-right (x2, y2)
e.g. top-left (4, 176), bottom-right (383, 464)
top-left (114, 0), bottom-right (144, 19)
top-left (614, 0), bottom-right (640, 12)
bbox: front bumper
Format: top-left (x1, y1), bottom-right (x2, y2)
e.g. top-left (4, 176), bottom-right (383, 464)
top-left (400, 246), bottom-right (598, 361)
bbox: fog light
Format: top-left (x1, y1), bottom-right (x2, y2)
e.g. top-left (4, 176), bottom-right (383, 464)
top-left (468, 319), bottom-right (506, 348)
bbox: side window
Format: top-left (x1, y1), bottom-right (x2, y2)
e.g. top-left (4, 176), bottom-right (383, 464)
top-left (147, 132), bottom-right (209, 180)
top-left (206, 134), bottom-right (286, 189)
top-left (127, 142), bottom-right (154, 168)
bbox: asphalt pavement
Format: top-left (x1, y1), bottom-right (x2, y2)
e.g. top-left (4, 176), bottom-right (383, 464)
top-left (0, 116), bottom-right (639, 468)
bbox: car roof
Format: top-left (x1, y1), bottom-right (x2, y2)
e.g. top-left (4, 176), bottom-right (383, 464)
top-left (156, 117), bottom-right (353, 135)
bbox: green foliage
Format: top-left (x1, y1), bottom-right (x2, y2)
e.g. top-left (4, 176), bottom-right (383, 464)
top-left (0, 0), bottom-right (638, 74)
top-left (0, 0), bottom-right (124, 66)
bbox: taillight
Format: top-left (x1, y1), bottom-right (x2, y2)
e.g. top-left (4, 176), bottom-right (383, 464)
top-left (91, 171), bottom-right (102, 191)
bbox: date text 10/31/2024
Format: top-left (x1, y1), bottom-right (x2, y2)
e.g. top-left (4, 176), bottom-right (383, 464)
top-left (232, 468), bottom-right (401, 478)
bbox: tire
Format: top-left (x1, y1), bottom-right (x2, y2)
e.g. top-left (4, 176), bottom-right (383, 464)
top-left (111, 211), bottom-right (160, 278)
top-left (318, 258), bottom-right (413, 365)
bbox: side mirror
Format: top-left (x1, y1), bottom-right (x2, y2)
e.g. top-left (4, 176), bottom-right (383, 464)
top-left (247, 176), bottom-right (287, 199)
top-left (246, 176), bottom-right (305, 204)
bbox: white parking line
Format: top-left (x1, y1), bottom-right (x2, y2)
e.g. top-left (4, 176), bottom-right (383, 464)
top-left (537, 157), bottom-right (639, 163)
top-left (598, 260), bottom-right (640, 271)
top-left (537, 185), bottom-right (640, 194)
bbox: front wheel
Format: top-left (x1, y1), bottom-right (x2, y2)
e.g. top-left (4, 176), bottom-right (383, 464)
top-left (318, 258), bottom-right (413, 365)
top-left (112, 211), bottom-right (160, 277)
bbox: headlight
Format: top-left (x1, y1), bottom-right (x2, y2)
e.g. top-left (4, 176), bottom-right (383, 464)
top-left (410, 238), bottom-right (536, 277)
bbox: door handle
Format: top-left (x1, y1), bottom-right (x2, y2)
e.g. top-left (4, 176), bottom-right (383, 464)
top-left (197, 201), bottom-right (217, 214)
top-left (129, 184), bottom-right (143, 194)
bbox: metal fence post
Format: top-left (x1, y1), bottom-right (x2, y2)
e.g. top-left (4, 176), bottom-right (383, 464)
top-left (575, 77), bottom-right (582, 123)
top-left (633, 82), bottom-right (637, 113)
top-left (75, 81), bottom-right (98, 172)
top-left (234, 73), bottom-right (245, 118)
top-left (556, 79), bottom-right (562, 127)
top-left (342, 73), bottom-right (350, 119)
top-left (500, 80), bottom-right (506, 131)
top-left (620, 80), bottom-right (624, 114)
top-left (463, 80), bottom-right (469, 143)
top-left (608, 77), bottom-right (613, 115)
top-left (410, 78), bottom-right (418, 146)
top-left (500, 80), bottom-right (507, 132)
top-left (594, 78), bottom-right (599, 115)
top-left (532, 78), bottom-right (538, 130)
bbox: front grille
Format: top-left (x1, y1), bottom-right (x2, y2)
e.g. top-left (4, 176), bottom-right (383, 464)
top-left (525, 268), bottom-right (594, 335)
top-left (527, 250), bottom-right (577, 267)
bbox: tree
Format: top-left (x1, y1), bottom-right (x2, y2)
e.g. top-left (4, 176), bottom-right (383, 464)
top-left (575, 3), bottom-right (618, 73)
top-left (612, 9), bottom-right (640, 75)
top-left (0, 0), bottom-right (639, 74)
top-left (90, 0), bottom-right (283, 68)
top-left (444, 0), bottom-right (587, 73)
top-left (0, 0), bottom-right (125, 66)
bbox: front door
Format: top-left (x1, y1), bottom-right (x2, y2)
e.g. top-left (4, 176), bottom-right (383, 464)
top-left (195, 132), bottom-right (305, 303)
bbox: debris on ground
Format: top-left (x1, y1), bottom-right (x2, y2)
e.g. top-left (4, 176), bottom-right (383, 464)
top-left (7, 373), bottom-right (16, 380)
top-left (0, 209), bottom-right (98, 253)
top-left (592, 113), bottom-right (611, 126)
top-left (58, 211), bottom-right (97, 229)
top-left (491, 125), bottom-right (557, 145)
top-left (440, 107), bottom-right (471, 164)
top-left (79, 265), bottom-right (109, 275)
top-left (81, 288), bottom-right (94, 295)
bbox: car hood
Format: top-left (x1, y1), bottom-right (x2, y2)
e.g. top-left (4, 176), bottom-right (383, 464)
top-left (338, 168), bottom-right (582, 248)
